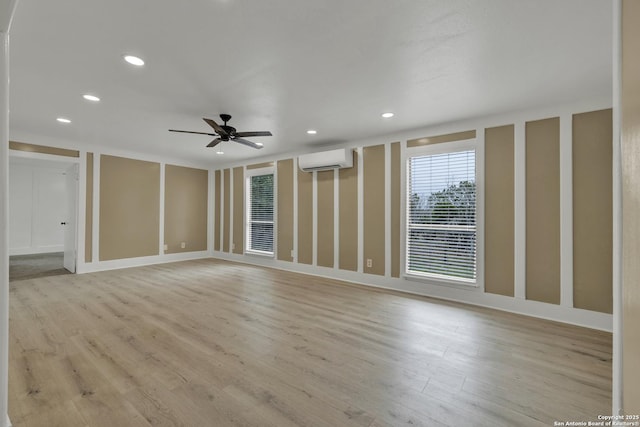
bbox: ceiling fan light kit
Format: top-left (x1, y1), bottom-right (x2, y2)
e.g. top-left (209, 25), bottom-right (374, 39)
top-left (169, 114), bottom-right (272, 150)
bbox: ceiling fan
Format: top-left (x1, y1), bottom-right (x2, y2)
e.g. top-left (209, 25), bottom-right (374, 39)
top-left (169, 114), bottom-right (272, 149)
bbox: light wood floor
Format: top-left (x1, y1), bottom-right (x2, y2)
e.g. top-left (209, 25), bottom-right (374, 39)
top-left (8, 259), bottom-right (611, 426)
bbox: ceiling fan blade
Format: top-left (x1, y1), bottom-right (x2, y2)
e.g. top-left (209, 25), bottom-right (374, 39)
top-left (206, 138), bottom-right (223, 148)
top-left (234, 138), bottom-right (263, 149)
top-left (203, 118), bottom-right (227, 136)
top-left (169, 129), bottom-right (217, 136)
top-left (234, 131), bottom-right (273, 138)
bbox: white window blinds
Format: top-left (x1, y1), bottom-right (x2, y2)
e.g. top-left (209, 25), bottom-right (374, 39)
top-left (248, 174), bottom-right (274, 254)
top-left (407, 149), bottom-right (476, 282)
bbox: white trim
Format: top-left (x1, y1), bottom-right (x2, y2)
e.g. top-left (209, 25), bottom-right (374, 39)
top-left (357, 147), bottom-right (363, 273)
top-left (400, 140), bottom-right (407, 280)
top-left (384, 143), bottom-right (391, 277)
top-left (92, 153), bottom-right (100, 262)
top-left (211, 251), bottom-right (613, 332)
top-left (272, 166), bottom-right (278, 260)
top-left (5, 414), bottom-right (9, 427)
top-left (514, 121), bottom-right (527, 299)
top-left (312, 171), bottom-right (318, 266)
top-left (8, 149), bottom-right (80, 164)
top-left (612, 0), bottom-right (623, 415)
top-left (9, 245), bottom-right (64, 256)
top-left (207, 169), bottom-right (214, 255)
top-left (245, 165), bottom-right (274, 177)
top-left (159, 163), bottom-right (165, 255)
top-left (475, 128), bottom-right (486, 293)
top-left (559, 113), bottom-right (574, 308)
top-left (0, 29), bottom-right (9, 427)
top-left (77, 251), bottom-right (210, 274)
top-left (333, 168), bottom-right (340, 270)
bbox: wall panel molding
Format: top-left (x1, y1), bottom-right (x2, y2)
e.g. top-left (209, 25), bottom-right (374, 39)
top-left (363, 145), bottom-right (385, 276)
top-left (485, 125), bottom-right (515, 296)
top-left (525, 117), bottom-right (561, 304)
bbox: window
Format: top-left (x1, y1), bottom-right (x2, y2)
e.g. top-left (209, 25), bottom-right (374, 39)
top-left (406, 145), bottom-right (477, 284)
top-left (246, 172), bottom-right (274, 255)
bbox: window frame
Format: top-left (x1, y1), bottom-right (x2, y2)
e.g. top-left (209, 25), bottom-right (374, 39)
top-left (402, 137), bottom-right (484, 290)
top-left (245, 166), bottom-right (276, 257)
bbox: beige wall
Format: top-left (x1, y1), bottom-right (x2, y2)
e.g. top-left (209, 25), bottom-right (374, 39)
top-left (573, 109), bottom-right (613, 313)
top-left (213, 108), bottom-right (613, 325)
top-left (317, 170), bottom-right (334, 268)
top-left (485, 125), bottom-right (515, 297)
top-left (363, 145), bottom-right (385, 276)
top-left (248, 162), bottom-right (274, 170)
top-left (232, 167), bottom-right (244, 254)
top-left (277, 160), bottom-right (294, 262)
top-left (164, 165), bottom-right (208, 254)
top-left (85, 153), bottom-right (93, 263)
top-left (214, 170), bottom-right (221, 252)
top-left (525, 117), bottom-right (561, 304)
top-left (9, 140), bottom-right (79, 158)
top-left (339, 152), bottom-right (358, 271)
top-left (297, 167), bottom-right (313, 265)
top-left (390, 142), bottom-right (401, 278)
top-left (622, 0), bottom-right (640, 414)
top-left (223, 169), bottom-right (230, 252)
top-left (407, 130), bottom-right (476, 148)
top-left (99, 155), bottom-right (160, 261)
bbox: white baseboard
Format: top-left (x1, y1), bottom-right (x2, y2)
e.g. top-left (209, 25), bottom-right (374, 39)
top-left (77, 251), bottom-right (210, 274)
top-left (70, 249), bottom-right (612, 332)
top-left (211, 251), bottom-right (613, 332)
top-left (9, 245), bottom-right (64, 256)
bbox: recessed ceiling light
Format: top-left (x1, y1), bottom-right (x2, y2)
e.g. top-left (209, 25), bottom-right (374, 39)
top-left (307, 130), bottom-right (317, 135)
top-left (381, 112), bottom-right (395, 118)
top-left (255, 142), bottom-right (264, 147)
top-left (123, 55), bottom-right (145, 66)
top-left (216, 151), bottom-right (224, 155)
top-left (83, 94), bottom-right (100, 102)
top-left (56, 117), bottom-right (71, 124)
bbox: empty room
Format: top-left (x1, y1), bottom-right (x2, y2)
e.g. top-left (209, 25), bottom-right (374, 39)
top-left (0, 0), bottom-right (639, 426)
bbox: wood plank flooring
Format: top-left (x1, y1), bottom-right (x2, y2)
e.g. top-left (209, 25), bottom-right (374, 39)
top-left (8, 259), bottom-right (612, 426)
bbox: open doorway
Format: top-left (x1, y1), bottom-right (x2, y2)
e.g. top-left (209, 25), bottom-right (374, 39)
top-left (9, 156), bottom-right (78, 281)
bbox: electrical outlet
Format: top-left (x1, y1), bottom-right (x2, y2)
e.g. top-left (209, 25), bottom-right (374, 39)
top-left (366, 259), bottom-right (372, 268)
top-left (291, 249), bottom-right (295, 258)
top-left (231, 243), bottom-right (235, 250)
top-left (181, 242), bottom-right (186, 249)
top-left (163, 244), bottom-right (168, 251)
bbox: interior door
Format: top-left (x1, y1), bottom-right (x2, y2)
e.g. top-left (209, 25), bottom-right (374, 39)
top-left (63, 163), bottom-right (78, 273)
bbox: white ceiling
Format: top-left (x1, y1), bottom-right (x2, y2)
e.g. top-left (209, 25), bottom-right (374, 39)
top-left (8, 0), bottom-right (612, 166)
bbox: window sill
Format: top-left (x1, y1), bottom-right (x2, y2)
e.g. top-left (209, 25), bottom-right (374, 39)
top-left (245, 250), bottom-right (274, 258)
top-left (404, 272), bottom-right (478, 291)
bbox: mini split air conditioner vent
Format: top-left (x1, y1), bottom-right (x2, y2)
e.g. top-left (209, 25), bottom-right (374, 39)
top-left (298, 148), bottom-right (353, 172)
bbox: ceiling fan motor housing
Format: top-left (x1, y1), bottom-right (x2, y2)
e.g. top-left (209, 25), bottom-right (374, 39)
top-left (168, 113), bottom-right (270, 149)
top-left (221, 125), bottom-right (236, 139)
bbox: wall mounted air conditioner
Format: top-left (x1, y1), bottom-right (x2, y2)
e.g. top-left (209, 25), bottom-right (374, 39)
top-left (298, 148), bottom-right (354, 172)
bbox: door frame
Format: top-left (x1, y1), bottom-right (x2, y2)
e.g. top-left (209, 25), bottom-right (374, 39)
top-left (8, 150), bottom-right (80, 273)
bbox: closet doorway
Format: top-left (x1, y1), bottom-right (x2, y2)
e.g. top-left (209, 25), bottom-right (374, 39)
top-left (9, 155), bottom-right (78, 281)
